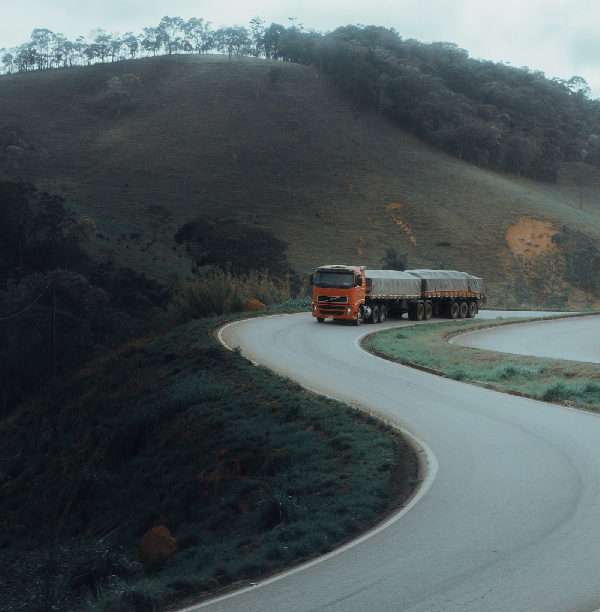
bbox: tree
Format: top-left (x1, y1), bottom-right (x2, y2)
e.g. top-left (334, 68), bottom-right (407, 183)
top-left (263, 23), bottom-right (286, 60)
top-left (215, 26), bottom-right (251, 61)
top-left (182, 18), bottom-right (214, 54)
top-left (30, 28), bottom-right (54, 69)
top-left (0, 182), bottom-right (76, 275)
top-left (158, 16), bottom-right (185, 55)
top-left (122, 33), bottom-right (139, 59)
top-left (140, 27), bottom-right (164, 56)
top-left (106, 74), bottom-right (142, 113)
top-left (249, 16), bottom-right (266, 57)
top-left (141, 204), bottom-right (174, 252)
top-left (380, 247), bottom-right (407, 270)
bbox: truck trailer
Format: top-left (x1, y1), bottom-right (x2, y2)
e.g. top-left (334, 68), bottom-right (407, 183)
top-left (310, 265), bottom-right (484, 325)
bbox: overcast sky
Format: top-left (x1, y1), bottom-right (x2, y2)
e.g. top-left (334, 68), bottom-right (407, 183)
top-left (2, 0), bottom-right (600, 98)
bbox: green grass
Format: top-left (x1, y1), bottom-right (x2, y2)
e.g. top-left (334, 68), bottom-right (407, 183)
top-left (366, 317), bottom-right (600, 409)
top-left (0, 310), bottom-right (414, 612)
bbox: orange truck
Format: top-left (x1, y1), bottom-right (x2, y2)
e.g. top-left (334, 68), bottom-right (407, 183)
top-left (310, 265), bottom-right (484, 325)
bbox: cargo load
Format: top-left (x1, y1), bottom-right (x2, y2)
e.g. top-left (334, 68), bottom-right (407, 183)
top-left (365, 270), bottom-right (421, 298)
top-left (406, 270), bottom-right (484, 295)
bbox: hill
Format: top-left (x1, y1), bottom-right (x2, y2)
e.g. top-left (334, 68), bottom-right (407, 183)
top-left (1, 54), bottom-right (599, 307)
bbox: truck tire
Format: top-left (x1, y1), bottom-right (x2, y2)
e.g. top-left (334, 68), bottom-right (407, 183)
top-left (379, 305), bottom-right (387, 323)
top-left (459, 301), bottom-right (468, 318)
top-left (371, 305), bottom-right (380, 324)
top-left (417, 302), bottom-right (425, 321)
top-left (467, 301), bottom-right (478, 318)
top-left (353, 306), bottom-right (364, 326)
top-left (317, 317), bottom-right (325, 323)
top-left (425, 302), bottom-right (432, 320)
top-left (450, 301), bottom-right (460, 319)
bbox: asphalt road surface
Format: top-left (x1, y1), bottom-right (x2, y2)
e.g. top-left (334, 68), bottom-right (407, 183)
top-left (184, 311), bottom-right (600, 612)
top-left (450, 315), bottom-right (600, 363)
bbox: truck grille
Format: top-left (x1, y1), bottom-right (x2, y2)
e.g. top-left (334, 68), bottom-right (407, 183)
top-left (317, 295), bottom-right (348, 303)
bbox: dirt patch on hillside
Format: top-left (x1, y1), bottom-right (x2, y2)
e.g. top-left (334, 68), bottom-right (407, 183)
top-left (506, 217), bottom-right (559, 258)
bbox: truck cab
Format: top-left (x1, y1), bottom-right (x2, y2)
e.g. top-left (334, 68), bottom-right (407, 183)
top-left (310, 265), bottom-right (365, 324)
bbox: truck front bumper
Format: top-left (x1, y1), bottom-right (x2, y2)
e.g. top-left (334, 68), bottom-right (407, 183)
top-left (312, 303), bottom-right (355, 320)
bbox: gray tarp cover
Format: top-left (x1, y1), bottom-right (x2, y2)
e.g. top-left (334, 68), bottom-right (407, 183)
top-left (406, 269), bottom-right (484, 293)
top-left (365, 270), bottom-right (422, 296)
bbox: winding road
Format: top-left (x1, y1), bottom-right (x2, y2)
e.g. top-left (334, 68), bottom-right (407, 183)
top-left (186, 311), bottom-right (600, 612)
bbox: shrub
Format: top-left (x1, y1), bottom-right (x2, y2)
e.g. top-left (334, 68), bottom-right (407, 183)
top-left (542, 382), bottom-right (568, 402)
top-left (167, 270), bottom-right (293, 324)
top-left (255, 487), bottom-right (301, 531)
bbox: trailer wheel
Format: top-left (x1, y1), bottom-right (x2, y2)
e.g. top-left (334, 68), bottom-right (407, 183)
top-left (379, 305), bottom-right (387, 323)
top-left (417, 302), bottom-right (425, 321)
top-left (450, 301), bottom-right (460, 319)
top-left (353, 306), bottom-right (364, 326)
top-left (317, 317), bottom-right (325, 323)
top-left (459, 301), bottom-right (468, 318)
top-left (425, 302), bottom-right (432, 320)
top-left (371, 305), bottom-right (380, 324)
top-left (467, 301), bottom-right (478, 318)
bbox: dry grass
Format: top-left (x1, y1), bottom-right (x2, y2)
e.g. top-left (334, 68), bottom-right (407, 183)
top-left (1, 55), bottom-right (600, 307)
top-left (167, 269), bottom-right (292, 323)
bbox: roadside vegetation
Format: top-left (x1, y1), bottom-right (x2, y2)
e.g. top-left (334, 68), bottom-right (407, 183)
top-left (365, 316), bottom-right (600, 409)
top-left (0, 179), bottom-right (418, 611)
top-left (0, 310), bottom-right (416, 612)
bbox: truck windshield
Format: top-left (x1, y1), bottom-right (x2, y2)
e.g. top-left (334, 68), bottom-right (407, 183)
top-left (315, 271), bottom-right (355, 288)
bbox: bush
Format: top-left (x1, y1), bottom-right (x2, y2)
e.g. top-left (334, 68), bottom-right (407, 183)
top-left (255, 487), bottom-right (301, 531)
top-left (0, 540), bottom-right (140, 612)
top-left (542, 382), bottom-right (568, 402)
top-left (167, 270), bottom-right (293, 323)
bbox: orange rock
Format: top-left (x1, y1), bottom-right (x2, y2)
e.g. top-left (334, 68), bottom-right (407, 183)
top-left (243, 298), bottom-right (266, 312)
top-left (139, 525), bottom-right (178, 567)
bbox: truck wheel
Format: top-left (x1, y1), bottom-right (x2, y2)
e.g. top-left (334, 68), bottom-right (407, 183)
top-left (317, 317), bottom-right (325, 323)
top-left (379, 305), bottom-right (387, 323)
top-left (353, 306), bottom-right (364, 326)
top-left (425, 302), bottom-right (432, 320)
top-left (467, 301), bottom-right (478, 318)
top-left (417, 302), bottom-right (425, 321)
top-left (459, 301), bottom-right (468, 318)
top-left (450, 302), bottom-right (460, 319)
top-left (372, 305), bottom-right (380, 324)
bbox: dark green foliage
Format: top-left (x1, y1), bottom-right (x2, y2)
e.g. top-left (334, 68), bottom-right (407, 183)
top-left (174, 217), bottom-right (293, 279)
top-left (380, 247), bottom-right (408, 271)
top-left (0, 317), bottom-right (408, 611)
top-left (0, 540), bottom-right (140, 612)
top-left (542, 382), bottom-right (568, 402)
top-left (255, 487), bottom-right (301, 530)
top-left (552, 227), bottom-right (600, 296)
top-left (0, 181), bottom-right (86, 282)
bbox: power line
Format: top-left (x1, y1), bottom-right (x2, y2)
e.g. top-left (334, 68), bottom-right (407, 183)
top-left (0, 277), bottom-right (54, 321)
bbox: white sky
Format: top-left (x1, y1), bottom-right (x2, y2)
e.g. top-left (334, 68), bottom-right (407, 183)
top-left (2, 0), bottom-right (600, 98)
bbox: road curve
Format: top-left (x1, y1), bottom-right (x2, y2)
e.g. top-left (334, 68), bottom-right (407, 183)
top-left (450, 315), bottom-right (600, 363)
top-left (187, 312), bottom-right (600, 612)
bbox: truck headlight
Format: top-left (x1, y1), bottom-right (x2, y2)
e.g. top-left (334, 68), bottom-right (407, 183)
top-left (347, 307), bottom-right (351, 314)
top-left (313, 305), bottom-right (317, 312)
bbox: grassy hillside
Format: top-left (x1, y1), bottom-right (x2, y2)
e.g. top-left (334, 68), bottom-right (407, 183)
top-left (1, 54), bottom-right (600, 307)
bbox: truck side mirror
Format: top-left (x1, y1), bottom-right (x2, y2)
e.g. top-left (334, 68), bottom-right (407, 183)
top-left (309, 273), bottom-right (314, 285)
top-left (355, 277), bottom-right (363, 287)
